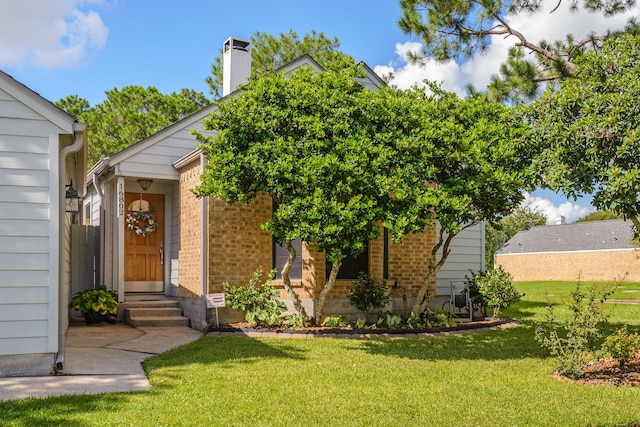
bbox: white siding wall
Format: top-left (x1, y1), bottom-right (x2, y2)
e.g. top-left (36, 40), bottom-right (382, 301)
top-left (117, 126), bottom-right (208, 180)
top-left (0, 87), bottom-right (66, 356)
top-left (103, 181), bottom-right (117, 289)
top-left (83, 190), bottom-right (101, 226)
top-left (436, 222), bottom-right (485, 295)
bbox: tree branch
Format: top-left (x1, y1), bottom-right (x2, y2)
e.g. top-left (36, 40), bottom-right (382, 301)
top-left (493, 14), bottom-right (576, 71)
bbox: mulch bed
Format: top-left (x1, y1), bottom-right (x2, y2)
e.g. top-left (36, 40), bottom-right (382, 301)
top-left (579, 356), bottom-right (640, 387)
top-left (210, 317), bottom-right (517, 336)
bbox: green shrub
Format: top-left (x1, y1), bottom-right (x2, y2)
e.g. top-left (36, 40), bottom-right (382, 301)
top-left (535, 283), bottom-right (614, 379)
top-left (406, 309), bottom-right (456, 329)
top-left (470, 267), bottom-right (523, 319)
top-left (322, 315), bottom-right (349, 328)
top-left (348, 273), bottom-right (390, 316)
top-left (285, 313), bottom-right (305, 329)
top-left (355, 318), bottom-right (368, 330)
top-left (407, 312), bottom-right (422, 329)
top-left (376, 311), bottom-right (402, 329)
top-left (70, 286), bottom-right (118, 315)
top-left (223, 268), bottom-right (286, 328)
top-left (602, 326), bottom-right (640, 369)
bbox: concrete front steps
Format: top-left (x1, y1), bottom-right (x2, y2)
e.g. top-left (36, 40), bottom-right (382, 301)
top-left (123, 298), bottom-right (189, 328)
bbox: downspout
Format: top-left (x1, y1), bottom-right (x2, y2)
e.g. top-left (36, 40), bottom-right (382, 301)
top-left (200, 151), bottom-right (209, 329)
top-left (93, 171), bottom-right (106, 289)
top-left (55, 122), bottom-right (86, 372)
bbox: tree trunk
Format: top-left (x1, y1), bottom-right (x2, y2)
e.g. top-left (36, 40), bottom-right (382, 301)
top-left (411, 251), bottom-right (439, 315)
top-left (629, 216), bottom-right (640, 241)
top-left (281, 240), bottom-right (308, 322)
top-left (410, 224), bottom-right (474, 315)
top-left (314, 258), bottom-right (342, 325)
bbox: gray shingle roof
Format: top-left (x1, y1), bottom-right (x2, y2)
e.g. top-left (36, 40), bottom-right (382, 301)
top-left (496, 219), bottom-right (638, 255)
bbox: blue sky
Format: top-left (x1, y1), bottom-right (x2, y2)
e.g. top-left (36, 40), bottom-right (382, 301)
top-left (2, 0), bottom-right (636, 222)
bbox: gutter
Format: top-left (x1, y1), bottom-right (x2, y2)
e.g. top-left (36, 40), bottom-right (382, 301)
top-left (200, 151), bottom-right (209, 330)
top-left (55, 122), bottom-right (87, 372)
top-left (93, 171), bottom-right (106, 289)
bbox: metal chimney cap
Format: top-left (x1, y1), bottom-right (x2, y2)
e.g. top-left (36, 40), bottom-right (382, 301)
top-left (224, 37), bottom-right (250, 52)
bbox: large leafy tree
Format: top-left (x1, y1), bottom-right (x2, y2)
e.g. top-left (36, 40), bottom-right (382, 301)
top-left (195, 54), bottom-right (534, 320)
top-left (527, 35), bottom-right (640, 233)
top-left (205, 29), bottom-right (347, 98)
top-left (194, 55), bottom-right (392, 323)
top-left (398, 0), bottom-right (637, 103)
top-left (55, 94), bottom-right (90, 118)
top-left (381, 85), bottom-right (534, 315)
top-left (56, 86), bottom-right (209, 166)
top-left (485, 205), bottom-right (548, 268)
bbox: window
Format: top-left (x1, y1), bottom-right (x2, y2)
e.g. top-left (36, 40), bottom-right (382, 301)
top-left (128, 199), bottom-right (153, 212)
top-left (84, 202), bottom-right (91, 226)
top-left (272, 238), bottom-right (302, 280)
top-left (383, 228), bottom-right (389, 280)
top-left (326, 244), bottom-right (369, 280)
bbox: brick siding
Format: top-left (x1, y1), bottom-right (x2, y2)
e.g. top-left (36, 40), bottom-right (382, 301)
top-left (177, 159), bottom-right (203, 298)
top-left (207, 193), bottom-right (272, 293)
top-left (178, 159), bottom-right (439, 316)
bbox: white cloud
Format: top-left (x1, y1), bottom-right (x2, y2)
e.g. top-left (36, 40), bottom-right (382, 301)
top-left (379, 0), bottom-right (640, 94)
top-left (0, 0), bottom-right (109, 69)
top-left (523, 192), bottom-right (595, 224)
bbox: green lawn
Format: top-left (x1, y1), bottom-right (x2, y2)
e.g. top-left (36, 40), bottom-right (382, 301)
top-left (1, 281), bottom-right (640, 427)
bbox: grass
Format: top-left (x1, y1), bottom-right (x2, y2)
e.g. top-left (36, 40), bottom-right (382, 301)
top-left (1, 281), bottom-right (640, 426)
top-left (504, 281), bottom-right (640, 332)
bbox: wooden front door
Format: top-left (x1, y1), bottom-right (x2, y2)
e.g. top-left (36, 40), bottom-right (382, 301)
top-left (124, 192), bottom-right (164, 293)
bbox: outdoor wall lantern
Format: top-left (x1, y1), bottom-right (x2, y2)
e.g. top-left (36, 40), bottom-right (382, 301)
top-left (137, 178), bottom-right (153, 192)
top-left (65, 180), bottom-right (81, 213)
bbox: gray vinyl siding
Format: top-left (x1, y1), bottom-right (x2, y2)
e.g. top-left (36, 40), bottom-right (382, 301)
top-left (436, 222), bottom-right (485, 295)
top-left (83, 190), bottom-right (101, 226)
top-left (116, 124), bottom-right (212, 180)
top-left (0, 86), bottom-right (66, 356)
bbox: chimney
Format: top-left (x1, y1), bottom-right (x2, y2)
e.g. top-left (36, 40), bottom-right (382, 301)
top-left (222, 37), bottom-right (251, 97)
top-left (556, 216), bottom-right (566, 225)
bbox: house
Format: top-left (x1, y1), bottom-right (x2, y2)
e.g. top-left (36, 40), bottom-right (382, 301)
top-left (85, 37), bottom-right (484, 328)
top-left (495, 219), bottom-right (639, 282)
top-left (0, 71), bottom-right (87, 376)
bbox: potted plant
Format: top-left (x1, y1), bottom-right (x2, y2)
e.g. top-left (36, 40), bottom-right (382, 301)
top-left (70, 286), bottom-right (118, 325)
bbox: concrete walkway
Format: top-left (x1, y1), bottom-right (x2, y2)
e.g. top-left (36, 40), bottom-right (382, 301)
top-left (0, 324), bottom-right (203, 401)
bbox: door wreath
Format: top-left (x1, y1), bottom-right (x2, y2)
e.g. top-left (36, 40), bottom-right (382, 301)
top-left (126, 210), bottom-right (157, 237)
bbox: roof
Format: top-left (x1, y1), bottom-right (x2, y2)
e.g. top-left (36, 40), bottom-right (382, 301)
top-left (1, 69), bottom-right (88, 194)
top-left (496, 219), bottom-right (638, 255)
top-left (0, 69), bottom-right (77, 132)
top-left (86, 102), bottom-right (218, 183)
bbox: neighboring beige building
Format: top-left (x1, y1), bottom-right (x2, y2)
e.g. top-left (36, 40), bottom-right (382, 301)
top-left (495, 219), bottom-right (640, 282)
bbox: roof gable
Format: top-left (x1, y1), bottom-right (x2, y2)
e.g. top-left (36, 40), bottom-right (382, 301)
top-left (497, 219), bottom-right (638, 255)
top-left (95, 102), bottom-right (217, 169)
top-left (276, 54), bottom-right (386, 90)
top-left (0, 70), bottom-right (76, 133)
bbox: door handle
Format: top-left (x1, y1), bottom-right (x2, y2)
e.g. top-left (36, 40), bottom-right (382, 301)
top-left (160, 243), bottom-right (164, 265)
